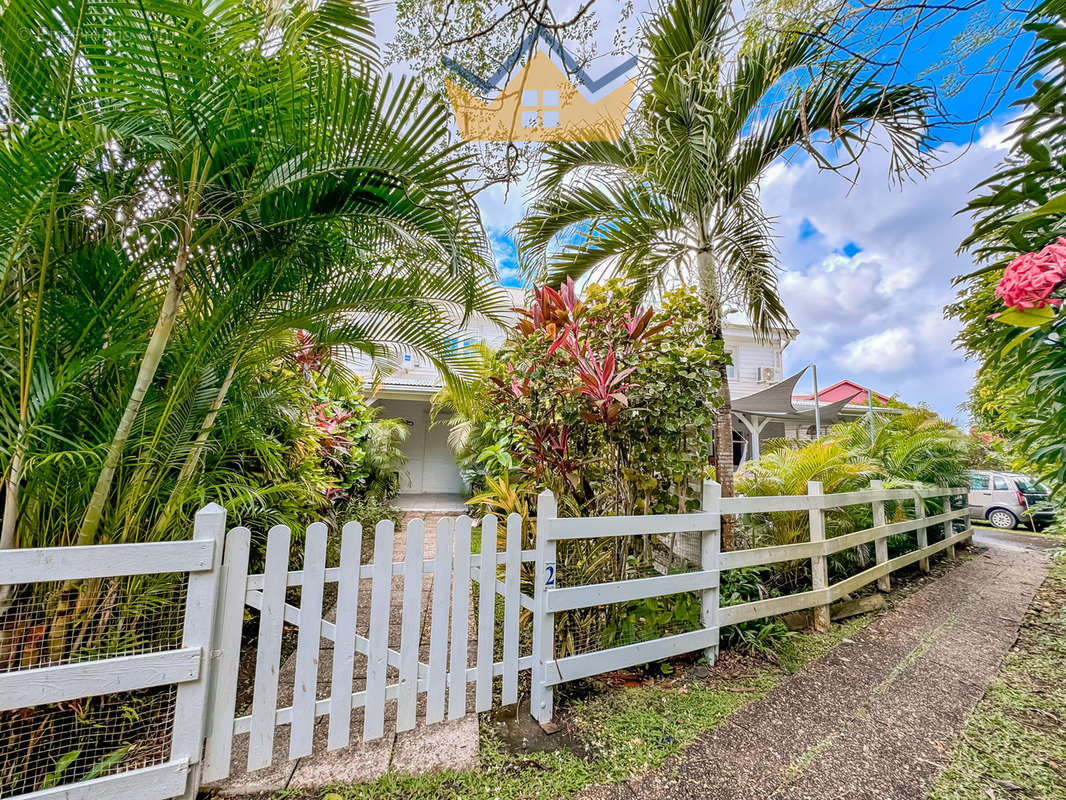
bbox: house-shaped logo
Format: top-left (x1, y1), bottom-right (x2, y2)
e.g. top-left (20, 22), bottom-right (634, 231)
top-left (443, 27), bottom-right (637, 142)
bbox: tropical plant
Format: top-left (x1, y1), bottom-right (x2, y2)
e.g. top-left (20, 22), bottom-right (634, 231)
top-left (461, 279), bottom-right (721, 520)
top-left (949, 0), bottom-right (1066, 491)
top-left (831, 410), bottom-right (971, 489)
top-left (517, 0), bottom-right (931, 549)
top-left (0, 0), bottom-right (502, 559)
top-left (736, 438), bottom-right (879, 586)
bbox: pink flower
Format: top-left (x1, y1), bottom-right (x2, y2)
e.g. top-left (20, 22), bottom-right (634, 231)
top-left (996, 238), bottom-right (1066, 310)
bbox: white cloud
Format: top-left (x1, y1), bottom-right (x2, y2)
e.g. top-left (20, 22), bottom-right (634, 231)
top-left (837, 328), bottom-right (916, 372)
top-left (762, 121), bottom-right (1014, 420)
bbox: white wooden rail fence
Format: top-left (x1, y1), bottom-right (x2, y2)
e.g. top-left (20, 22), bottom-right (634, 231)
top-left (529, 480), bottom-right (972, 722)
top-left (0, 503), bottom-right (227, 800)
top-left (0, 482), bottom-right (971, 799)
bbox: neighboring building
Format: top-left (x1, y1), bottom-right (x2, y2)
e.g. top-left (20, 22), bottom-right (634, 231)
top-left (794, 380), bottom-right (891, 407)
top-left (348, 290), bottom-right (890, 507)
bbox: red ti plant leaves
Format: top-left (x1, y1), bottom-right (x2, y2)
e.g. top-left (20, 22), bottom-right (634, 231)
top-left (570, 344), bottom-right (636, 424)
top-left (623, 306), bottom-right (672, 341)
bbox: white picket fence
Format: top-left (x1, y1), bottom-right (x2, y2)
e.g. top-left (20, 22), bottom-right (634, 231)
top-left (0, 481), bottom-right (972, 799)
top-left (200, 512), bottom-right (537, 781)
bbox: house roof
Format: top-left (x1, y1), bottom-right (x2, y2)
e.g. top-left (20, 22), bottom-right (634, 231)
top-left (794, 379), bottom-right (892, 405)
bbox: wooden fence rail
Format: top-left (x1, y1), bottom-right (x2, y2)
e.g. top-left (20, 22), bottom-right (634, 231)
top-left (531, 480), bottom-right (972, 720)
top-left (2, 481), bottom-right (972, 800)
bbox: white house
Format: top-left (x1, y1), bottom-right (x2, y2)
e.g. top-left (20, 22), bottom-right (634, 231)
top-left (348, 289), bottom-right (885, 509)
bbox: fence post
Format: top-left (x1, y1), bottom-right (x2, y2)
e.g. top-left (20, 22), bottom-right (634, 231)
top-left (871, 480), bottom-right (891, 592)
top-left (946, 491), bottom-right (959, 561)
top-left (914, 490), bottom-right (930, 573)
top-left (807, 481), bottom-right (830, 633)
top-left (701, 480), bottom-right (721, 665)
top-left (172, 503), bottom-right (227, 799)
top-left (531, 489), bottom-right (557, 725)
top-left (960, 489), bottom-right (974, 548)
top-left (201, 525), bottom-right (251, 783)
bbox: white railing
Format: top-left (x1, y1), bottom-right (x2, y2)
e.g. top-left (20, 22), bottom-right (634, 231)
top-left (530, 480), bottom-right (972, 721)
top-left (0, 504), bottom-right (226, 800)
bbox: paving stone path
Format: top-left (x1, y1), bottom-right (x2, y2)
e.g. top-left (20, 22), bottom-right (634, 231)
top-left (583, 540), bottom-right (1051, 800)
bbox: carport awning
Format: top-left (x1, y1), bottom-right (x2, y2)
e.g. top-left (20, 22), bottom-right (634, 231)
top-left (732, 369), bottom-right (806, 415)
top-left (732, 369), bottom-right (863, 424)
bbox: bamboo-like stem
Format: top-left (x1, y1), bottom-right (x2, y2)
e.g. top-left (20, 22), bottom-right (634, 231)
top-left (76, 213), bottom-right (195, 547)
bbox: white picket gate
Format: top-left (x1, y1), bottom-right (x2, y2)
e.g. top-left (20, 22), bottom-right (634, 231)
top-left (199, 511), bottom-right (537, 783)
top-left (0, 481), bottom-right (973, 799)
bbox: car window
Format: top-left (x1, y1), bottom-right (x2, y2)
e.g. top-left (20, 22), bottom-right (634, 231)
top-left (970, 474), bottom-right (990, 490)
top-left (993, 476), bottom-right (1009, 490)
top-left (1015, 477), bottom-right (1050, 494)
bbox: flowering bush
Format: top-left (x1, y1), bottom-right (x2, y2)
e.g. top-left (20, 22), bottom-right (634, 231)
top-left (996, 238), bottom-right (1066, 310)
top-left (458, 281), bottom-right (723, 656)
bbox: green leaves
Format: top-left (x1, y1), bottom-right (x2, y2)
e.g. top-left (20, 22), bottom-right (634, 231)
top-left (993, 306), bottom-right (1059, 327)
top-left (0, 0), bottom-right (501, 556)
top-left (950, 0), bottom-right (1066, 496)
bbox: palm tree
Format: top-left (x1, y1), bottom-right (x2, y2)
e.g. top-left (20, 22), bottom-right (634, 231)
top-left (0, 0), bottom-right (500, 550)
top-left (736, 438), bottom-right (879, 583)
top-left (831, 410), bottom-right (971, 488)
top-left (517, 0), bottom-right (929, 548)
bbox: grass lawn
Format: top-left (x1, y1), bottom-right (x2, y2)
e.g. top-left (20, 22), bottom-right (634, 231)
top-left (277, 618), bottom-right (867, 800)
top-left (930, 551), bottom-right (1066, 800)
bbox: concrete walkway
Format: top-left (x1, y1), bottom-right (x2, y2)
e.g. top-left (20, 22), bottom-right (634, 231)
top-left (583, 540), bottom-right (1052, 800)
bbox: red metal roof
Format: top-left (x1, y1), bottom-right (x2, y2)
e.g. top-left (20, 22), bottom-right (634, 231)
top-left (794, 379), bottom-right (891, 405)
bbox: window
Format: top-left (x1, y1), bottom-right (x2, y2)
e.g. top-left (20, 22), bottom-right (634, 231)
top-left (520, 89), bottom-right (560, 128)
top-left (993, 475), bottom-right (1009, 490)
top-left (1014, 476), bottom-right (1050, 495)
top-left (969, 473), bottom-right (989, 490)
top-left (725, 351), bottom-right (735, 379)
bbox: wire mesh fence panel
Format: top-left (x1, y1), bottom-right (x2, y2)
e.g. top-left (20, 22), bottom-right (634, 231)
top-left (0, 509), bottom-right (225, 800)
top-left (0, 576), bottom-right (188, 675)
top-left (0, 686), bottom-right (178, 797)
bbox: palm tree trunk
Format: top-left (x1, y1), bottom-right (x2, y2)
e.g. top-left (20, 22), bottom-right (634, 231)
top-left (76, 228), bottom-right (193, 547)
top-left (696, 248), bottom-right (737, 550)
top-left (713, 358), bottom-right (737, 549)
top-left (1, 444), bottom-right (23, 552)
top-left (0, 440), bottom-right (24, 610)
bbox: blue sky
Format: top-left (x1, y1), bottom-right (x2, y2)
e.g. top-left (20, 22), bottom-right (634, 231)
top-left (373, 1), bottom-right (1034, 422)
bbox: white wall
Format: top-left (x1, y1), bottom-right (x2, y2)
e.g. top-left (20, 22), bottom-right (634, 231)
top-left (723, 326), bottom-right (789, 399)
top-left (375, 398), bottom-right (465, 495)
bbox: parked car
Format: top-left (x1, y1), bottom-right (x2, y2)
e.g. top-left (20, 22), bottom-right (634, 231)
top-left (966, 470), bottom-right (1056, 530)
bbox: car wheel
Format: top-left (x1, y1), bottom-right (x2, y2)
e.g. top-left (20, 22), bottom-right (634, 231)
top-left (987, 508), bottom-right (1018, 530)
